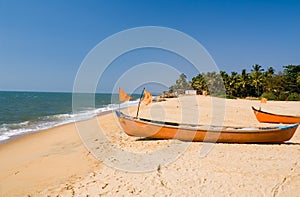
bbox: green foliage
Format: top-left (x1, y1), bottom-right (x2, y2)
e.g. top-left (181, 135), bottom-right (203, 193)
top-left (169, 73), bottom-right (192, 93)
top-left (284, 65), bottom-right (300, 93)
top-left (250, 64), bottom-right (265, 97)
top-left (191, 72), bottom-right (225, 95)
top-left (226, 94), bottom-right (236, 99)
top-left (261, 92), bottom-right (276, 100)
top-left (278, 92), bottom-right (289, 101)
top-left (286, 93), bottom-right (300, 101)
top-left (182, 64), bottom-right (300, 100)
top-left (191, 74), bottom-right (207, 94)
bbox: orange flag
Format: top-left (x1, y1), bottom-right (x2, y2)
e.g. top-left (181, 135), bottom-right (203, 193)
top-left (261, 97), bottom-right (267, 104)
top-left (142, 90), bottom-right (152, 105)
top-left (119, 88), bottom-right (132, 102)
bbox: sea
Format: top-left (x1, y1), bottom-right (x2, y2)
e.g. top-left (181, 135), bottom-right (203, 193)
top-left (0, 91), bottom-right (140, 142)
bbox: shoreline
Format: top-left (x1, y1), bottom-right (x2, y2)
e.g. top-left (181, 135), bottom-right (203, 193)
top-left (0, 109), bottom-right (116, 146)
top-left (0, 115), bottom-right (103, 196)
top-left (0, 95), bottom-right (299, 196)
top-left (1, 96), bottom-right (299, 146)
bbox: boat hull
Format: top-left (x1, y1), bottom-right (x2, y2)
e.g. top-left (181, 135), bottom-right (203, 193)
top-left (252, 107), bottom-right (300, 124)
top-left (115, 111), bottom-right (298, 143)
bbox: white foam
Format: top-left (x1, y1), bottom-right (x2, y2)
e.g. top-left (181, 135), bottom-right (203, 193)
top-left (0, 100), bottom-right (139, 142)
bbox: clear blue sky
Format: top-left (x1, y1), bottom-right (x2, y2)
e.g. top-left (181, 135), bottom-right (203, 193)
top-left (1, 0), bottom-right (299, 92)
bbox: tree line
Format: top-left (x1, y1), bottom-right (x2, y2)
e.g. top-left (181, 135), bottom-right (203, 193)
top-left (169, 64), bottom-right (300, 101)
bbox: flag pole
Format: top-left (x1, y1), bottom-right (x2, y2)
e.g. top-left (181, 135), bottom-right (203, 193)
top-left (118, 88), bottom-right (121, 111)
top-left (136, 87), bottom-right (145, 119)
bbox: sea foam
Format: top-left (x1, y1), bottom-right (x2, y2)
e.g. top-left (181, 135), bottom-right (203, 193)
top-left (0, 99), bottom-right (139, 143)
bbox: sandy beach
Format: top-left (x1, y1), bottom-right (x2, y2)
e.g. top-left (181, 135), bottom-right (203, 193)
top-left (0, 95), bottom-right (299, 196)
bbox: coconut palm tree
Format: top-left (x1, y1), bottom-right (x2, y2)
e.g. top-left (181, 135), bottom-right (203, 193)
top-left (191, 73), bottom-right (208, 94)
top-left (264, 67), bottom-right (275, 93)
top-left (250, 64), bottom-right (265, 96)
top-left (220, 70), bottom-right (230, 94)
top-left (227, 72), bottom-right (239, 96)
top-left (169, 73), bottom-right (192, 94)
top-left (265, 67), bottom-right (275, 76)
top-left (208, 71), bottom-right (225, 95)
top-left (283, 65), bottom-right (300, 93)
top-left (237, 69), bottom-right (250, 97)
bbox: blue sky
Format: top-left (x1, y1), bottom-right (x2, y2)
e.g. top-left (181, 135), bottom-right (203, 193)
top-left (0, 0), bottom-right (299, 93)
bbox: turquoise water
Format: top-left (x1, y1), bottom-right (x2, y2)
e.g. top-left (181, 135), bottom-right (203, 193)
top-left (0, 91), bottom-right (139, 141)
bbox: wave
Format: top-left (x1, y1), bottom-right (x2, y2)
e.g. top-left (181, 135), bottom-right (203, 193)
top-left (0, 99), bottom-right (139, 142)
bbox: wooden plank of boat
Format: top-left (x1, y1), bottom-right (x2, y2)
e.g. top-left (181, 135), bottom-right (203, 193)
top-left (115, 110), bottom-right (298, 143)
top-left (252, 106), bottom-right (300, 124)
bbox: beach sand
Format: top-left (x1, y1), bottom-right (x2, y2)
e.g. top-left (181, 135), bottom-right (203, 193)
top-left (0, 96), bottom-right (299, 196)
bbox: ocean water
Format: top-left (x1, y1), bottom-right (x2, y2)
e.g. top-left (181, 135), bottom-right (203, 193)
top-left (0, 91), bottom-right (140, 142)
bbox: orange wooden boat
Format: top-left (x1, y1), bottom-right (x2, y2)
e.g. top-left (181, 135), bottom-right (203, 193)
top-left (252, 106), bottom-right (300, 124)
top-left (115, 111), bottom-right (298, 143)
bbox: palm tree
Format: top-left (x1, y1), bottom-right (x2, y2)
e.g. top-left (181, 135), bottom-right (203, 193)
top-left (228, 72), bottom-right (238, 96)
top-left (191, 74), bottom-right (208, 94)
top-left (203, 72), bottom-right (223, 95)
top-left (250, 64), bottom-right (265, 96)
top-left (264, 67), bottom-right (275, 93)
top-left (283, 65), bottom-right (300, 93)
top-left (177, 73), bottom-right (191, 90)
top-left (169, 73), bottom-right (191, 93)
top-left (220, 70), bottom-right (230, 94)
top-left (265, 67), bottom-right (275, 76)
top-left (237, 69), bottom-right (250, 97)
top-left (251, 64), bottom-right (264, 73)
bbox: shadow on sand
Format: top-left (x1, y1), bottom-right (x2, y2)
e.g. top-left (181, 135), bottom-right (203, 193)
top-left (136, 138), bottom-right (300, 145)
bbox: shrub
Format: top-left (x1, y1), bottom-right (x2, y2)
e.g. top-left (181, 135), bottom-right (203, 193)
top-left (226, 94), bottom-right (236, 99)
top-left (286, 93), bottom-right (300, 101)
top-left (210, 92), bottom-right (226, 98)
top-left (261, 92), bottom-right (276, 100)
top-left (278, 92), bottom-right (289, 101)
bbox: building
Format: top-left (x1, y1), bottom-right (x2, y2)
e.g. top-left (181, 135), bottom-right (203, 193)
top-left (184, 90), bottom-right (197, 95)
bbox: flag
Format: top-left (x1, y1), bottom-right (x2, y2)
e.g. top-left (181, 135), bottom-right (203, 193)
top-left (119, 88), bottom-right (132, 102)
top-left (261, 97), bottom-right (267, 104)
top-left (142, 90), bottom-right (152, 105)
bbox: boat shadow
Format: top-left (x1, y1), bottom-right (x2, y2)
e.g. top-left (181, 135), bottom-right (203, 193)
top-left (137, 137), bottom-right (168, 141)
top-left (136, 138), bottom-right (300, 145)
top-left (249, 142), bottom-right (300, 145)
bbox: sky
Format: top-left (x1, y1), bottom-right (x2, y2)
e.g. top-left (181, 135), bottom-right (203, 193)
top-left (0, 0), bottom-right (300, 93)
